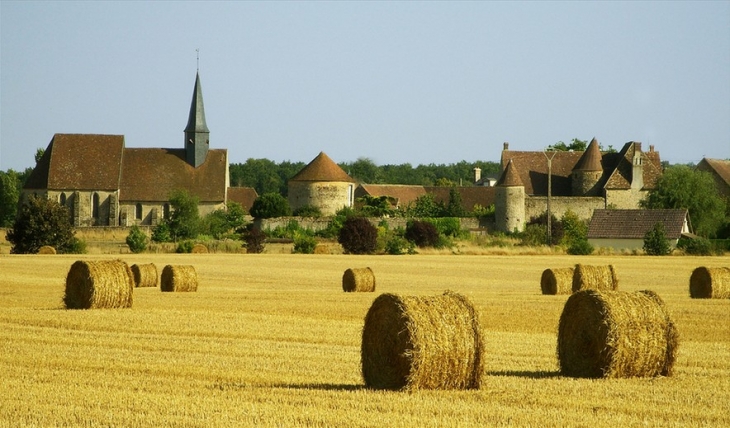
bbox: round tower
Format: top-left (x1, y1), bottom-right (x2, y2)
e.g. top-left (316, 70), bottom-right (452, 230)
top-left (495, 159), bottom-right (525, 233)
top-left (571, 138), bottom-right (603, 196)
top-left (287, 152), bottom-right (356, 216)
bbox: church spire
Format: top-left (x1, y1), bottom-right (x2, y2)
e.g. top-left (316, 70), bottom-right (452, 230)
top-left (184, 71), bottom-right (209, 168)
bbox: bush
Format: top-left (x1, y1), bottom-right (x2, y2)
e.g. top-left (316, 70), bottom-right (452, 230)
top-left (126, 225), bottom-right (148, 254)
top-left (677, 236), bottom-right (713, 256)
top-left (567, 238), bottom-right (594, 255)
top-left (7, 195), bottom-right (77, 254)
top-left (268, 219), bottom-right (306, 240)
top-left (643, 222), bottom-right (671, 255)
top-left (405, 220), bottom-right (440, 248)
top-left (176, 240), bottom-right (194, 253)
top-left (67, 237), bottom-right (87, 254)
top-left (293, 232), bottom-right (317, 254)
top-left (385, 234), bottom-right (415, 255)
top-left (243, 227), bottom-right (266, 254)
top-left (250, 193), bottom-right (291, 219)
top-left (519, 223), bottom-right (547, 247)
top-left (151, 222), bottom-right (172, 243)
top-left (167, 190), bottom-right (201, 240)
top-left (317, 206), bottom-right (356, 239)
top-left (292, 204), bottom-right (322, 217)
top-left (338, 216), bottom-right (378, 254)
top-left (527, 212), bottom-right (563, 245)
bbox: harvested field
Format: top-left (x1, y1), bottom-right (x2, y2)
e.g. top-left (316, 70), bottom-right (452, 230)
top-left (0, 253), bottom-right (728, 427)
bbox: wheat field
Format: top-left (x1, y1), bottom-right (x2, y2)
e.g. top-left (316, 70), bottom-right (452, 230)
top-left (1, 253), bottom-right (728, 427)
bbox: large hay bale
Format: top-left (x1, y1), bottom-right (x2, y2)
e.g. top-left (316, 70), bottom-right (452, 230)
top-left (64, 259), bottom-right (134, 309)
top-left (541, 267), bottom-right (574, 295)
top-left (572, 264), bottom-right (618, 292)
top-left (191, 244), bottom-right (208, 254)
top-left (131, 263), bottom-right (158, 288)
top-left (38, 246), bottom-right (56, 254)
top-left (557, 289), bottom-right (679, 378)
top-left (160, 265), bottom-right (198, 292)
top-left (689, 267), bottom-right (730, 299)
top-left (342, 267), bottom-right (376, 292)
top-left (361, 291), bottom-right (484, 390)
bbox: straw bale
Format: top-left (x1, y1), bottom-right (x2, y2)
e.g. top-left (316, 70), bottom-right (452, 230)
top-left (161, 265), bottom-right (198, 292)
top-left (689, 267), bottom-right (730, 299)
top-left (541, 267), bottom-right (574, 295)
top-left (572, 264), bottom-right (618, 292)
top-left (342, 267), bottom-right (376, 292)
top-left (361, 291), bottom-right (484, 390)
top-left (191, 244), bottom-right (208, 254)
top-left (64, 259), bottom-right (134, 309)
top-left (38, 246), bottom-right (56, 254)
top-left (557, 289), bottom-right (679, 378)
top-left (131, 263), bottom-right (158, 288)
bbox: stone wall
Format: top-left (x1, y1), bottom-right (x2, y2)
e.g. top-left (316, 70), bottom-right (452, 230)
top-left (605, 189), bottom-right (648, 209)
top-left (288, 181), bottom-right (354, 216)
top-left (525, 196), bottom-right (605, 222)
top-left (257, 216), bottom-right (484, 233)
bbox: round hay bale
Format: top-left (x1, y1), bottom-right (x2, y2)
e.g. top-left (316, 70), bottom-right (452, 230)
top-left (191, 244), bottom-right (208, 254)
top-left (131, 263), bottom-right (158, 288)
top-left (64, 259), bottom-right (134, 309)
top-left (689, 267), bottom-right (730, 299)
top-left (361, 291), bottom-right (485, 390)
top-left (342, 267), bottom-right (376, 292)
top-left (38, 246), bottom-right (56, 254)
top-left (541, 267), bottom-right (574, 295)
top-left (572, 264), bottom-right (618, 292)
top-left (160, 265), bottom-right (198, 292)
top-left (557, 289), bottom-right (679, 378)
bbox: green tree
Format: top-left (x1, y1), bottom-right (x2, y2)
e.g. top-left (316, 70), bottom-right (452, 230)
top-left (250, 193), bottom-right (291, 219)
top-left (641, 166), bottom-right (726, 237)
top-left (0, 170), bottom-right (21, 227)
top-left (125, 225), bottom-right (148, 253)
top-left (7, 195), bottom-right (77, 254)
top-left (35, 148), bottom-right (45, 163)
top-left (445, 187), bottom-right (466, 217)
top-left (201, 202), bottom-right (246, 239)
top-left (643, 222), bottom-right (671, 255)
top-left (342, 157), bottom-right (380, 184)
top-left (166, 190), bottom-right (201, 241)
top-left (407, 193), bottom-right (444, 218)
top-left (549, 138), bottom-right (588, 151)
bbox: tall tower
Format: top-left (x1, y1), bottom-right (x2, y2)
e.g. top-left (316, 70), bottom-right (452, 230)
top-left (495, 159), bottom-right (525, 233)
top-left (571, 137), bottom-right (603, 196)
top-left (184, 72), bottom-right (209, 168)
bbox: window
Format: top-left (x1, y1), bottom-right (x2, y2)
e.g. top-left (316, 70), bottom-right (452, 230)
top-left (59, 192), bottom-right (66, 206)
top-left (92, 193), bottom-right (100, 219)
top-left (163, 203), bottom-right (171, 219)
top-left (135, 203), bottom-right (143, 220)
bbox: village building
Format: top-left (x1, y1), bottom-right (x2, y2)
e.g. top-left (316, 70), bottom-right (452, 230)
top-left (287, 152), bottom-right (356, 216)
top-left (696, 158), bottom-right (730, 201)
top-left (22, 72), bottom-right (257, 227)
top-left (587, 209), bottom-right (690, 250)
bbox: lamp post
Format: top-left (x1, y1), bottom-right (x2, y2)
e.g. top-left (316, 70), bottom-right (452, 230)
top-left (543, 148), bottom-right (557, 246)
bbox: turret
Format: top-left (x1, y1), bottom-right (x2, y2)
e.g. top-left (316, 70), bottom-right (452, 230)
top-left (495, 159), bottom-right (525, 233)
top-left (184, 72), bottom-right (209, 168)
top-left (571, 137), bottom-right (603, 196)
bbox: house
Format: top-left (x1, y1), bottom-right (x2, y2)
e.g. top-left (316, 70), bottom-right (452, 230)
top-left (287, 152), bottom-right (356, 216)
top-left (494, 138), bottom-right (663, 232)
top-left (586, 209), bottom-right (690, 250)
top-left (22, 72), bottom-right (257, 227)
top-left (696, 158), bottom-right (730, 200)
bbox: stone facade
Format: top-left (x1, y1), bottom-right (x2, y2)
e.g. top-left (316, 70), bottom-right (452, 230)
top-left (289, 181), bottom-right (354, 216)
top-left (495, 186), bottom-right (525, 233)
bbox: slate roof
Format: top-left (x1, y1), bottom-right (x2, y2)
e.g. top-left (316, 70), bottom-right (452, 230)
top-left (227, 187), bottom-right (258, 212)
top-left (587, 209), bottom-right (689, 240)
top-left (119, 148), bottom-right (227, 203)
top-left (289, 152), bottom-right (355, 182)
top-left (24, 134), bottom-right (125, 191)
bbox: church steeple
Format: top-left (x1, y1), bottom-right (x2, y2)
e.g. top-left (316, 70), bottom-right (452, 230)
top-left (184, 72), bottom-right (209, 168)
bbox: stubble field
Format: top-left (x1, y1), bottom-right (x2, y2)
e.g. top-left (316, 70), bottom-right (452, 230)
top-left (1, 253), bottom-right (728, 427)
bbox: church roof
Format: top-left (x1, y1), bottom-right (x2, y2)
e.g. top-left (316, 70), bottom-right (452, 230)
top-left (119, 148), bottom-right (227, 203)
top-left (24, 134), bottom-right (125, 191)
top-left (573, 138), bottom-right (603, 172)
top-left (496, 159), bottom-right (524, 187)
top-left (185, 72), bottom-right (209, 134)
top-left (289, 152), bottom-right (355, 182)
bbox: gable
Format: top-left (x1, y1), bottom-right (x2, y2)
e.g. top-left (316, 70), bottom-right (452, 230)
top-left (587, 209), bottom-right (688, 240)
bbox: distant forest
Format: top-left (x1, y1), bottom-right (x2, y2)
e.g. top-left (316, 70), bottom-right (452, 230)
top-left (229, 158), bottom-right (502, 196)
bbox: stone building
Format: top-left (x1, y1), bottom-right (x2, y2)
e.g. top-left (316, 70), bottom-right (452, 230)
top-left (287, 152), bottom-right (356, 216)
top-left (22, 72), bottom-right (257, 226)
top-left (696, 158), bottom-right (730, 200)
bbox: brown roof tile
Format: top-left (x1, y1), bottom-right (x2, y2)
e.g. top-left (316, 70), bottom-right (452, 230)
top-left (227, 187), bottom-right (258, 212)
top-left (290, 152), bottom-right (354, 182)
top-left (573, 138), bottom-right (603, 171)
top-left (500, 150), bottom-right (582, 195)
top-left (496, 159), bottom-right (525, 187)
top-left (604, 142), bottom-right (662, 190)
top-left (356, 184), bottom-right (427, 207)
top-left (425, 186), bottom-right (497, 211)
top-left (587, 209), bottom-right (688, 239)
top-left (120, 148), bottom-right (227, 203)
top-left (25, 134), bottom-right (125, 190)
top-left (697, 158), bottom-right (730, 198)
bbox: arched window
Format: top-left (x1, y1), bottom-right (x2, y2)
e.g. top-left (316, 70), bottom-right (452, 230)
top-left (59, 192), bottom-right (67, 206)
top-left (135, 203), bottom-right (143, 220)
top-left (92, 193), bottom-right (100, 219)
top-left (163, 203), bottom-right (171, 219)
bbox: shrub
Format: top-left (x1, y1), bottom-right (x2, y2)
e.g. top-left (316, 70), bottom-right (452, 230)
top-left (243, 227), bottom-right (266, 254)
top-left (292, 204), bottom-right (322, 217)
top-left (567, 238), bottom-right (594, 255)
top-left (126, 225), bottom-right (148, 254)
top-left (405, 220), bottom-right (440, 248)
top-left (176, 240), bottom-right (195, 254)
top-left (7, 195), bottom-right (77, 254)
top-left (677, 236), bottom-right (713, 256)
top-left (527, 212), bottom-right (563, 245)
top-left (167, 190), bottom-right (201, 240)
top-left (385, 235), bottom-right (415, 255)
top-left (318, 206), bottom-right (356, 239)
top-left (293, 232), bottom-right (317, 254)
top-left (338, 216), bottom-right (378, 254)
top-left (428, 217), bottom-right (464, 238)
top-left (151, 222), bottom-right (172, 243)
top-left (643, 222), bottom-right (671, 255)
top-left (519, 223), bottom-right (547, 247)
top-left (67, 237), bottom-right (87, 254)
top-left (250, 193), bottom-right (291, 219)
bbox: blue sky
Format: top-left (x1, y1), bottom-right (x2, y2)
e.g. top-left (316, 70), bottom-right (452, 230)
top-left (1, 1), bottom-right (728, 172)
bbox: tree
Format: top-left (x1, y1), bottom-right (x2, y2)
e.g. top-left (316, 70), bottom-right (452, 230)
top-left (643, 222), bottom-right (671, 255)
top-left (35, 148), bottom-right (45, 164)
top-left (641, 165), bottom-right (726, 237)
top-left (250, 193), bottom-right (291, 219)
top-left (407, 193), bottom-right (444, 218)
top-left (166, 190), bottom-right (201, 241)
top-left (0, 170), bottom-right (21, 227)
top-left (338, 216), bottom-right (378, 254)
top-left (549, 138), bottom-right (587, 152)
top-left (7, 195), bottom-right (77, 254)
top-left (405, 220), bottom-right (440, 248)
top-left (445, 187), bottom-right (466, 217)
top-left (125, 225), bottom-right (148, 253)
top-left (342, 157), bottom-right (380, 184)
top-left (201, 201), bottom-right (247, 239)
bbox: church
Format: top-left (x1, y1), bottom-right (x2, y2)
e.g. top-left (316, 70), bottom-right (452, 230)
top-left (22, 72), bottom-right (257, 227)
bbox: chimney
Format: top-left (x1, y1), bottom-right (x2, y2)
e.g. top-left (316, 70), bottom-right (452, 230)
top-left (503, 142), bottom-right (509, 150)
top-left (473, 167), bottom-right (482, 183)
top-left (631, 143), bottom-right (644, 190)
top-left (649, 145), bottom-right (655, 153)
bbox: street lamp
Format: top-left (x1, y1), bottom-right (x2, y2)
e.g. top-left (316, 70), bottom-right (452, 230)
top-left (543, 148), bottom-right (557, 246)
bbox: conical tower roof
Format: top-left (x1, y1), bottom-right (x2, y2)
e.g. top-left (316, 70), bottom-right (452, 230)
top-left (184, 72), bottom-right (209, 133)
top-left (573, 138), bottom-right (602, 172)
top-left (496, 159), bottom-right (524, 187)
top-left (290, 152), bottom-right (355, 182)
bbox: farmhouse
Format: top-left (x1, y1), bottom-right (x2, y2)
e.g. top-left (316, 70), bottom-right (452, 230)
top-left (586, 209), bottom-right (690, 250)
top-left (21, 72), bottom-right (257, 227)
